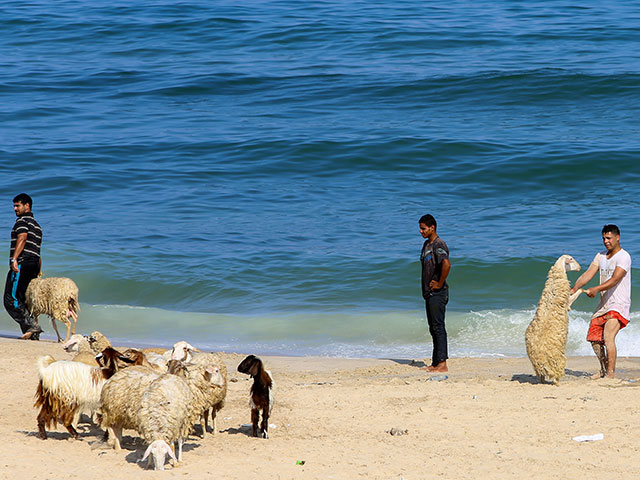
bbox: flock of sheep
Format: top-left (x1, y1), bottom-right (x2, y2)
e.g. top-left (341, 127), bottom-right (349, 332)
top-left (27, 254), bottom-right (583, 470)
top-left (34, 331), bottom-right (273, 471)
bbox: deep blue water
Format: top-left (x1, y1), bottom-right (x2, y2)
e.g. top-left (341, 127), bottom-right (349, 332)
top-left (1, 0), bottom-right (639, 357)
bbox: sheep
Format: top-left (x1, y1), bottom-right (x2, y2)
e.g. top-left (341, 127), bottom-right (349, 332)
top-left (525, 255), bottom-right (582, 385)
top-left (118, 348), bottom-right (168, 373)
top-left (99, 365), bottom-right (162, 451)
top-left (34, 347), bottom-right (123, 440)
top-left (237, 355), bottom-right (274, 438)
top-left (87, 331), bottom-right (112, 354)
top-left (25, 276), bottom-right (80, 343)
top-left (62, 334), bottom-right (99, 366)
top-left (169, 343), bottom-right (226, 436)
top-left (138, 361), bottom-right (225, 470)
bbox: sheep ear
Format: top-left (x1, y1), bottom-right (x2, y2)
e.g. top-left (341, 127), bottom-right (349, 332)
top-left (141, 444), bottom-right (153, 461)
top-left (166, 443), bottom-right (177, 463)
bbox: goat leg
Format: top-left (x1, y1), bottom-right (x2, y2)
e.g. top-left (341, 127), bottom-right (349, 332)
top-left (260, 407), bottom-right (269, 439)
top-left (251, 408), bottom-right (259, 437)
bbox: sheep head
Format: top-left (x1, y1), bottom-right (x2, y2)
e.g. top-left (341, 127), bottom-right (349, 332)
top-left (556, 255), bottom-right (581, 272)
top-left (237, 354), bottom-right (261, 377)
top-left (62, 334), bottom-right (85, 353)
top-left (170, 341), bottom-right (198, 362)
top-left (141, 439), bottom-right (176, 471)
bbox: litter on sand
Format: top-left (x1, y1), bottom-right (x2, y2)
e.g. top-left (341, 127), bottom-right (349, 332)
top-left (429, 375), bottom-right (448, 381)
top-left (573, 433), bottom-right (604, 442)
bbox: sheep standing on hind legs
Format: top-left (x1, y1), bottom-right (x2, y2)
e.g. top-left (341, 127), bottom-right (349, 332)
top-left (526, 255), bottom-right (583, 385)
top-left (26, 276), bottom-right (79, 343)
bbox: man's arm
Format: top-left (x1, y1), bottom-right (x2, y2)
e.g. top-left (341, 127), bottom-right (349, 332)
top-left (11, 232), bottom-right (27, 273)
top-left (584, 266), bottom-right (627, 298)
top-left (429, 258), bottom-right (450, 290)
top-left (571, 262), bottom-right (598, 294)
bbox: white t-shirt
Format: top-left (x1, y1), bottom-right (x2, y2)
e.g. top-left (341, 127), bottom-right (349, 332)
top-left (592, 248), bottom-right (632, 320)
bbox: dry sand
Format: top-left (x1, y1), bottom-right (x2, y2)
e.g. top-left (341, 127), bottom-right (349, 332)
top-left (1, 336), bottom-right (639, 479)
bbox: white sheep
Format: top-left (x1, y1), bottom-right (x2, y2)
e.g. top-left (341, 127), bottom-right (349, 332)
top-left (138, 361), bottom-right (225, 470)
top-left (26, 276), bottom-right (80, 343)
top-left (100, 365), bottom-right (162, 451)
top-left (34, 349), bottom-right (122, 440)
top-left (525, 254), bottom-right (582, 385)
top-left (170, 344), bottom-right (227, 436)
top-left (62, 334), bottom-right (99, 366)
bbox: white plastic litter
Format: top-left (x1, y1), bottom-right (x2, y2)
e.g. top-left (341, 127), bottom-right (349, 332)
top-left (573, 433), bottom-right (604, 442)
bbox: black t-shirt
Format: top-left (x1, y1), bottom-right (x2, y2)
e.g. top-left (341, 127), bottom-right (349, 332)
top-left (11, 213), bottom-right (42, 263)
top-left (420, 236), bottom-right (449, 298)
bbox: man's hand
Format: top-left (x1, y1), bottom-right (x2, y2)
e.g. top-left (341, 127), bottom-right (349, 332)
top-left (584, 287), bottom-right (597, 298)
top-left (429, 280), bottom-right (442, 290)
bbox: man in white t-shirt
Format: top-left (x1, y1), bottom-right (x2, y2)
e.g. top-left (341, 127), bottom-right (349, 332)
top-left (571, 224), bottom-right (632, 379)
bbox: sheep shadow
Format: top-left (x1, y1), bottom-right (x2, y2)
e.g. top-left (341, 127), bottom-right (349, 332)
top-left (18, 419), bottom-right (104, 442)
top-left (512, 368), bottom-right (591, 384)
top-left (219, 425), bottom-right (254, 437)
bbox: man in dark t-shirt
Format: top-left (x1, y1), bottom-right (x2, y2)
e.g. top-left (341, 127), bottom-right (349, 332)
top-left (4, 193), bottom-right (43, 340)
top-left (419, 214), bottom-right (450, 372)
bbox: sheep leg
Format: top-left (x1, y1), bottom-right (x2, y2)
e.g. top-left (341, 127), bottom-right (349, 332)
top-left (210, 407), bottom-right (218, 434)
top-left (201, 408), bottom-right (210, 437)
top-left (64, 423), bottom-right (79, 440)
top-left (251, 408), bottom-right (259, 437)
top-left (36, 409), bottom-right (48, 440)
top-left (67, 307), bottom-right (78, 335)
top-left (108, 426), bottom-right (123, 450)
top-left (260, 407), bottom-right (269, 439)
top-left (61, 316), bottom-right (72, 343)
top-left (50, 317), bottom-right (63, 343)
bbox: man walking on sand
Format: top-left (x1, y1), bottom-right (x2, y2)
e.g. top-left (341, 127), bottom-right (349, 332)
top-left (419, 214), bottom-right (451, 373)
top-left (571, 224), bottom-right (631, 379)
top-left (3, 193), bottom-right (43, 340)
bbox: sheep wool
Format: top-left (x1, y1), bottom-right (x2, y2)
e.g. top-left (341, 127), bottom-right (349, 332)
top-left (189, 352), bottom-right (228, 435)
top-left (525, 255), bottom-right (581, 385)
top-left (100, 366), bottom-right (161, 451)
top-left (138, 373), bottom-right (196, 470)
top-left (26, 277), bottom-right (79, 343)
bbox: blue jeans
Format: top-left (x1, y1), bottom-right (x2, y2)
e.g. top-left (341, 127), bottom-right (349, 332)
top-left (425, 289), bottom-right (449, 365)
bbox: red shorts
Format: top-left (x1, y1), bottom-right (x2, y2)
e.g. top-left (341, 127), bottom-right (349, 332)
top-left (586, 311), bottom-right (629, 343)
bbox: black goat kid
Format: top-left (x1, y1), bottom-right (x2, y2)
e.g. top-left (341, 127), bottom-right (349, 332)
top-left (237, 354), bottom-right (273, 439)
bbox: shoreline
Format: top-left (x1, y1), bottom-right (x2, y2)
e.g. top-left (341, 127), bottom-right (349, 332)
top-left (2, 337), bottom-right (640, 478)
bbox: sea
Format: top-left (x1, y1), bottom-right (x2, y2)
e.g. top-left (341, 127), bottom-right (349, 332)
top-left (1, 0), bottom-right (639, 358)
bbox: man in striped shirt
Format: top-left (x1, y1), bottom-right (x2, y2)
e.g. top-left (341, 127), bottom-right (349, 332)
top-left (3, 193), bottom-right (43, 340)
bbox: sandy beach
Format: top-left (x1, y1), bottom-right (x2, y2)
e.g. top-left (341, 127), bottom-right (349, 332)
top-left (1, 336), bottom-right (639, 479)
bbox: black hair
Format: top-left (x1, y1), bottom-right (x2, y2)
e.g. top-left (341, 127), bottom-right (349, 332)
top-left (13, 193), bottom-right (33, 208)
top-left (419, 214), bottom-right (437, 229)
top-left (602, 224), bottom-right (620, 236)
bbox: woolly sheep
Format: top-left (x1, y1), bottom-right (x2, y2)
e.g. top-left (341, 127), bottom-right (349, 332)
top-left (138, 361), bottom-right (225, 470)
top-left (525, 255), bottom-right (582, 385)
top-left (170, 344), bottom-right (227, 436)
top-left (26, 276), bottom-right (80, 343)
top-left (100, 365), bottom-right (162, 451)
top-left (34, 348), bottom-right (122, 440)
top-left (62, 334), bottom-right (99, 366)
top-left (87, 331), bottom-right (112, 354)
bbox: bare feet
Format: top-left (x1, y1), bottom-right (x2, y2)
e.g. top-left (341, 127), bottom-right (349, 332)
top-left (590, 372), bottom-right (604, 380)
top-left (425, 361), bottom-right (448, 373)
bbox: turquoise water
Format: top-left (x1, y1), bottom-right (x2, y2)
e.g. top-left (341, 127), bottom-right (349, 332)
top-left (1, 1), bottom-right (639, 357)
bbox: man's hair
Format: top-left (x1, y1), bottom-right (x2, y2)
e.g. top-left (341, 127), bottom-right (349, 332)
top-left (419, 214), bottom-right (437, 229)
top-left (13, 193), bottom-right (33, 208)
top-left (602, 224), bottom-right (620, 236)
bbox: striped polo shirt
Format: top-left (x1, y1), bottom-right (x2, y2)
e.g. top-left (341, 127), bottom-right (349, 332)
top-left (10, 212), bottom-right (42, 262)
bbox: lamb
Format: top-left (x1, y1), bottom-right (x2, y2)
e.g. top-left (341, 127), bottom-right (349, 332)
top-left (25, 276), bottom-right (80, 343)
top-left (237, 354), bottom-right (274, 438)
top-left (525, 254), bottom-right (583, 385)
top-left (139, 361), bottom-right (225, 470)
top-left (34, 347), bottom-right (123, 440)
